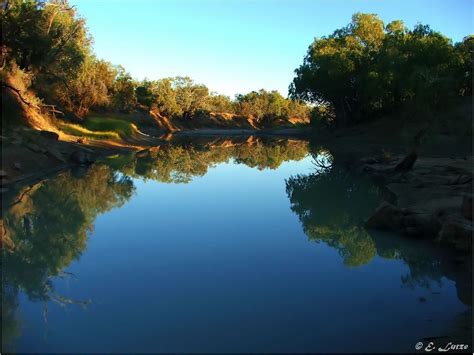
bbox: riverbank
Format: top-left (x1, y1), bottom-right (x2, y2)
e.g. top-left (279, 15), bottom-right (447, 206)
top-left (0, 127), bottom-right (137, 188)
top-left (172, 127), bottom-right (311, 138)
top-left (314, 116), bottom-right (472, 255)
top-left (0, 125), bottom-right (311, 189)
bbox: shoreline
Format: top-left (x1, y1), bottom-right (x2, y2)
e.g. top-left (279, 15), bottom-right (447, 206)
top-left (0, 128), bottom-right (311, 189)
top-left (172, 127), bottom-right (311, 137)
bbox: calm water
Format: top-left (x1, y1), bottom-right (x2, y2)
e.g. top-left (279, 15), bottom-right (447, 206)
top-left (2, 138), bottom-right (471, 353)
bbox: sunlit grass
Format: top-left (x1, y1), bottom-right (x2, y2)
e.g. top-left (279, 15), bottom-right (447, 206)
top-left (59, 116), bottom-right (140, 140)
top-left (60, 122), bottom-right (121, 139)
top-left (84, 116), bottom-right (139, 138)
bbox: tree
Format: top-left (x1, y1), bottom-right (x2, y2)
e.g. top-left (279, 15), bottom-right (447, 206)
top-left (153, 78), bottom-right (180, 117)
top-left (173, 76), bottom-right (209, 118)
top-left (205, 93), bottom-right (234, 113)
top-left (2, 0), bottom-right (91, 100)
top-left (52, 56), bottom-right (116, 116)
top-left (135, 80), bottom-right (156, 109)
top-left (110, 66), bottom-right (137, 112)
top-left (290, 13), bottom-right (471, 126)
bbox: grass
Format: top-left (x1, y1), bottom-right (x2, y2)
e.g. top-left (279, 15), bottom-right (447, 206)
top-left (59, 116), bottom-right (140, 140)
top-left (83, 116), bottom-right (138, 138)
top-left (60, 122), bottom-right (121, 139)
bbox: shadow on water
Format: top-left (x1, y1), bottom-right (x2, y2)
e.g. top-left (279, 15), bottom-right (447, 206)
top-left (1, 137), bottom-right (471, 351)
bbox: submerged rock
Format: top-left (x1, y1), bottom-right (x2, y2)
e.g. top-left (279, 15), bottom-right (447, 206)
top-left (366, 202), bottom-right (405, 231)
top-left (365, 202), bottom-right (437, 237)
top-left (438, 217), bottom-right (473, 251)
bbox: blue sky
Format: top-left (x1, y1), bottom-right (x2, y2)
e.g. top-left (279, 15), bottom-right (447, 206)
top-left (72, 0), bottom-right (473, 98)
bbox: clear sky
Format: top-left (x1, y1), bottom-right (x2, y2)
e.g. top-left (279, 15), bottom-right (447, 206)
top-left (71, 0), bottom-right (473, 98)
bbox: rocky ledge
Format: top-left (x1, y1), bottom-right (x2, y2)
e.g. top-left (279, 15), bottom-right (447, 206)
top-left (357, 154), bottom-right (473, 252)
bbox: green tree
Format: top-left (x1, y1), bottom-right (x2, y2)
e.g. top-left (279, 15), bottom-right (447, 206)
top-left (52, 56), bottom-right (117, 116)
top-left (110, 66), bottom-right (137, 112)
top-left (2, 0), bottom-right (91, 107)
top-left (290, 13), bottom-right (471, 126)
top-left (135, 80), bottom-right (156, 109)
top-left (173, 76), bottom-right (209, 118)
top-left (153, 78), bottom-right (181, 117)
top-left (285, 155), bottom-right (381, 266)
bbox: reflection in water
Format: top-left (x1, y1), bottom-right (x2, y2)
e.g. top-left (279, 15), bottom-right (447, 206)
top-left (107, 136), bottom-right (310, 183)
top-left (287, 150), bottom-right (471, 295)
top-left (1, 138), bottom-right (471, 351)
top-left (1, 137), bottom-right (309, 349)
top-left (2, 164), bottom-right (135, 349)
top-left (286, 150), bottom-right (381, 267)
top-left (286, 149), bottom-right (471, 335)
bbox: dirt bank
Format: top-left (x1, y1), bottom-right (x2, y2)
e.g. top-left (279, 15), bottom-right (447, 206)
top-left (0, 127), bottom-right (138, 188)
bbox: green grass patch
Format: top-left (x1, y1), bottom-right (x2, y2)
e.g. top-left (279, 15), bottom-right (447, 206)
top-left (83, 116), bottom-right (138, 138)
top-left (59, 116), bottom-right (140, 140)
top-left (60, 122), bottom-right (121, 139)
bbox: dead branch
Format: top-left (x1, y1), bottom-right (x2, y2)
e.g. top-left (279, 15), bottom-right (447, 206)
top-left (2, 83), bottom-right (38, 108)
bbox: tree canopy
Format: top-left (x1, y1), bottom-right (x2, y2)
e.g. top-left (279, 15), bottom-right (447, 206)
top-left (290, 13), bottom-right (473, 126)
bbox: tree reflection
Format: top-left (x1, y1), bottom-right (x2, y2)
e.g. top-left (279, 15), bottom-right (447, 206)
top-left (286, 151), bottom-right (381, 266)
top-left (1, 164), bottom-right (134, 349)
top-left (1, 138), bottom-right (308, 348)
top-left (105, 137), bottom-right (309, 183)
top-left (286, 152), bottom-right (471, 305)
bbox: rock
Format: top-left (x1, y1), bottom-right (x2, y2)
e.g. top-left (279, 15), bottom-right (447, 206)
top-left (26, 142), bottom-right (46, 153)
top-left (393, 150), bottom-right (417, 173)
top-left (12, 162), bottom-right (21, 171)
top-left (0, 169), bottom-right (7, 177)
top-left (12, 138), bottom-right (22, 146)
top-left (366, 202), bottom-right (405, 231)
top-left (401, 213), bottom-right (437, 237)
top-left (438, 217), bottom-right (473, 251)
top-left (360, 157), bottom-right (379, 165)
top-left (460, 193), bottom-right (472, 220)
top-left (77, 146), bottom-right (94, 153)
top-left (69, 150), bottom-right (94, 165)
top-left (46, 148), bottom-right (67, 163)
top-left (366, 202), bottom-right (437, 237)
top-left (447, 174), bottom-right (472, 185)
top-left (40, 130), bottom-right (59, 140)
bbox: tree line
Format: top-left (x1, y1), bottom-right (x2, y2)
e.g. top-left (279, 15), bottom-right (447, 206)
top-left (1, 0), bottom-right (309, 124)
top-left (2, 2), bottom-right (471, 129)
top-left (290, 13), bottom-right (473, 127)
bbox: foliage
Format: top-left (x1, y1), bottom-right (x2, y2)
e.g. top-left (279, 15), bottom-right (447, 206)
top-left (2, 165), bottom-right (134, 302)
top-left (285, 154), bottom-right (381, 266)
top-left (1, 1), bottom-right (310, 125)
top-left (235, 89), bottom-right (310, 123)
top-left (52, 56), bottom-right (117, 116)
top-left (110, 65), bottom-right (137, 113)
top-left (2, 0), bottom-right (90, 81)
top-left (107, 138), bottom-right (309, 183)
top-left (290, 13), bottom-right (473, 126)
top-left (126, 77), bottom-right (311, 123)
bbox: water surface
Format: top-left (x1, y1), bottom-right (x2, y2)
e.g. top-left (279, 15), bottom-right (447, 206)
top-left (2, 138), bottom-right (471, 352)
